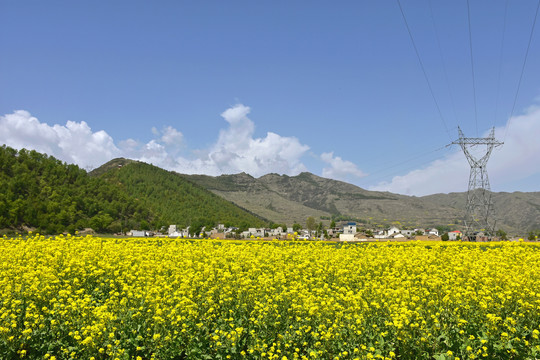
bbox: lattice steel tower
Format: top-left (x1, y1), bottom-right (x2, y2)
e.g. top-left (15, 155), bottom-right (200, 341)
top-left (452, 127), bottom-right (503, 240)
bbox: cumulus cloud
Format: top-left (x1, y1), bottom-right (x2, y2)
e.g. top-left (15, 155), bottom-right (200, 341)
top-left (370, 105), bottom-right (540, 196)
top-left (4, 103), bottom-right (538, 195)
top-left (0, 105), bottom-right (310, 177)
top-left (171, 104), bottom-right (310, 176)
top-left (0, 110), bottom-right (120, 169)
top-left (321, 151), bottom-right (367, 182)
top-left (160, 126), bottom-right (184, 145)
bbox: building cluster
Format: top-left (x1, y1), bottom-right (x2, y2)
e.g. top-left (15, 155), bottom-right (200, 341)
top-left (128, 222), bottom-right (463, 241)
top-left (337, 222), bottom-right (461, 241)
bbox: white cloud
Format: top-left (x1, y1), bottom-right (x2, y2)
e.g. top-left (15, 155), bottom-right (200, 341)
top-left (3, 103), bottom-right (538, 195)
top-left (172, 104), bottom-right (310, 176)
top-left (321, 151), bottom-right (367, 182)
top-left (160, 126), bottom-right (184, 145)
top-left (0, 110), bottom-right (120, 170)
top-left (370, 105), bottom-right (540, 196)
top-left (0, 105), bottom-right (310, 177)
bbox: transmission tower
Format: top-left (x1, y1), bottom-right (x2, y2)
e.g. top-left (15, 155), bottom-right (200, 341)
top-left (452, 127), bottom-right (503, 240)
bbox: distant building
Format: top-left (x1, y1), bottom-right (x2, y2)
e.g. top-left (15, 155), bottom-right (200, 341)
top-left (448, 230), bottom-right (462, 240)
top-left (343, 222), bottom-right (357, 234)
top-left (269, 227), bottom-right (285, 237)
top-left (339, 234), bottom-right (355, 241)
top-left (400, 229), bottom-right (415, 237)
top-left (168, 225), bottom-right (177, 235)
top-left (243, 228), bottom-right (265, 238)
top-left (428, 228), bottom-right (439, 236)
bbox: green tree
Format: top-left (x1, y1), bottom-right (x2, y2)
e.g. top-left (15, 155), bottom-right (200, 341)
top-left (140, 220), bottom-right (150, 230)
top-left (292, 223), bottom-right (302, 232)
top-left (330, 220), bottom-right (336, 229)
top-left (306, 216), bottom-right (316, 235)
top-left (316, 222), bottom-right (323, 237)
top-left (436, 225), bottom-right (451, 235)
top-left (441, 233), bottom-right (449, 241)
top-left (496, 229), bottom-right (508, 240)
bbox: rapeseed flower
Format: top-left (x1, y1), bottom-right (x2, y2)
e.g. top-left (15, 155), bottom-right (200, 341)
top-left (1, 236), bottom-right (540, 359)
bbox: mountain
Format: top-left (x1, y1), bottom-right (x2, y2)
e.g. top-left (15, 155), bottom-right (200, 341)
top-left (91, 159), bottom-right (267, 231)
top-left (180, 171), bottom-right (540, 234)
top-left (0, 147), bottom-right (266, 235)
top-left (4, 144), bottom-right (535, 236)
top-left (0, 146), bottom-right (152, 234)
top-left (422, 191), bottom-right (540, 234)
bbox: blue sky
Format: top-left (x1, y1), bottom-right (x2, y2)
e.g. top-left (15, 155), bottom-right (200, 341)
top-left (1, 0), bottom-right (540, 195)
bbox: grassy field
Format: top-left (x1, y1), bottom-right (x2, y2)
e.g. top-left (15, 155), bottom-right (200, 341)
top-left (1, 235), bottom-right (540, 359)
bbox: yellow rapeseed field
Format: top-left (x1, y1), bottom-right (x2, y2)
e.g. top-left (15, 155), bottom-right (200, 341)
top-left (1, 235), bottom-right (540, 360)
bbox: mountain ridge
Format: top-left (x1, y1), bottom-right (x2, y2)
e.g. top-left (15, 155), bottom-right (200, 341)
top-left (82, 157), bottom-right (540, 235)
top-left (177, 168), bottom-right (540, 234)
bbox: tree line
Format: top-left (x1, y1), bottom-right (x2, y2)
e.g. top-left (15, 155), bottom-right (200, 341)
top-left (0, 146), bottom-right (151, 234)
top-left (0, 146), bottom-right (266, 234)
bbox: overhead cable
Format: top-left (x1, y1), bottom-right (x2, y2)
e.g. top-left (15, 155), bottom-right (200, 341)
top-left (494, 0), bottom-right (509, 129)
top-left (466, 0), bottom-right (479, 136)
top-left (505, 0), bottom-right (540, 141)
top-left (396, 0), bottom-right (452, 141)
top-left (429, 0), bottom-right (459, 128)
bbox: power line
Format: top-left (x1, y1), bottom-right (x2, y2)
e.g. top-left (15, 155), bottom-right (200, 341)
top-left (494, 0), bottom-right (509, 129)
top-left (466, 0), bottom-right (479, 136)
top-left (505, 0), bottom-right (540, 141)
top-left (428, 0), bottom-right (459, 128)
top-left (362, 144), bottom-right (453, 184)
top-left (396, 0), bottom-right (452, 141)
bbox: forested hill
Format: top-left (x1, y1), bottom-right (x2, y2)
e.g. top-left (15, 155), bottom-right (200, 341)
top-left (0, 147), bottom-right (267, 234)
top-left (91, 159), bottom-right (268, 232)
top-left (0, 145), bottom-right (153, 234)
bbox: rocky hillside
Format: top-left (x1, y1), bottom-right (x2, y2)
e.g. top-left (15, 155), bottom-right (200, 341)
top-left (180, 172), bottom-right (540, 235)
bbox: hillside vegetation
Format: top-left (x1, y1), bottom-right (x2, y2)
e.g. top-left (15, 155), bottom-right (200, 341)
top-left (0, 147), bottom-right (266, 234)
top-left (0, 146), bottom-right (152, 234)
top-left (2, 145), bottom-right (537, 236)
top-left (93, 159), bottom-right (267, 231)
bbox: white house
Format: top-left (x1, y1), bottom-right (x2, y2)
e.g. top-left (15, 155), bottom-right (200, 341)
top-left (169, 226), bottom-right (190, 238)
top-left (343, 222), bottom-right (357, 234)
top-left (428, 228), bottom-right (439, 236)
top-left (448, 230), bottom-right (462, 240)
top-left (224, 227), bottom-right (238, 236)
top-left (387, 226), bottom-right (401, 236)
top-left (243, 228), bottom-right (265, 238)
top-left (131, 230), bottom-right (147, 237)
top-left (339, 234), bottom-right (355, 241)
top-left (269, 227), bottom-right (285, 237)
top-left (168, 225), bottom-right (177, 235)
top-left (400, 229), bottom-right (415, 237)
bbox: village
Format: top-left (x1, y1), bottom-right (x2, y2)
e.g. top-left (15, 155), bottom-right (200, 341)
top-left (128, 222), bottom-right (468, 241)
